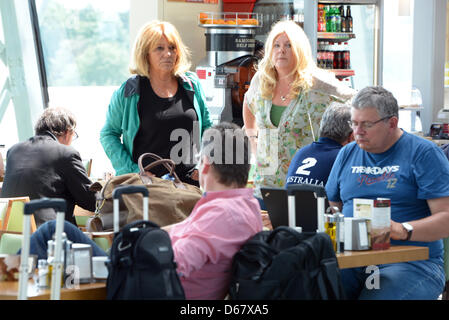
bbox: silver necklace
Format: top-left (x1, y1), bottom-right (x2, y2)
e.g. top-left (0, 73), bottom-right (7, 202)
top-left (281, 95), bottom-right (287, 101)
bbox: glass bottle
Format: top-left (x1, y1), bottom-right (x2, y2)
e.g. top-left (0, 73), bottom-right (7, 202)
top-left (37, 259), bottom-right (49, 288)
top-left (324, 214), bottom-right (337, 252)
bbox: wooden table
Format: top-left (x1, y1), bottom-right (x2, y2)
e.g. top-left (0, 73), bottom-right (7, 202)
top-left (336, 245), bottom-right (429, 269)
top-left (0, 279), bottom-right (106, 300)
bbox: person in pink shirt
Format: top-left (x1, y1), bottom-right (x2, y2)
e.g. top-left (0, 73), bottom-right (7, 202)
top-left (26, 122), bottom-right (263, 300)
top-left (164, 122), bottom-right (263, 299)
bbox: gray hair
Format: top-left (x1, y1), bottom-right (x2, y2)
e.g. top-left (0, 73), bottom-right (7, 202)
top-left (352, 86), bottom-right (399, 119)
top-left (319, 102), bottom-right (352, 144)
top-left (34, 107), bottom-right (76, 137)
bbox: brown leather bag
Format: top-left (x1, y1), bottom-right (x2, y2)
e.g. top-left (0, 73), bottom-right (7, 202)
top-left (87, 153), bottom-right (202, 232)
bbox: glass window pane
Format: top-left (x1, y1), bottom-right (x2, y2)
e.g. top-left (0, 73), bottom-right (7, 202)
top-left (382, 0), bottom-right (420, 132)
top-left (350, 4), bottom-right (375, 90)
top-left (0, 10), bottom-right (19, 157)
top-left (35, 0), bottom-right (130, 178)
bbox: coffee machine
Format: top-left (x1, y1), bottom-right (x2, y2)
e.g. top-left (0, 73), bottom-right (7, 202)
top-left (196, 12), bottom-right (262, 126)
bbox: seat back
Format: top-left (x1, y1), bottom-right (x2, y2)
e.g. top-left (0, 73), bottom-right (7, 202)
top-left (1, 197), bottom-right (35, 233)
top-left (0, 233), bottom-right (23, 254)
top-left (83, 158), bottom-right (92, 177)
top-left (0, 197), bottom-right (36, 255)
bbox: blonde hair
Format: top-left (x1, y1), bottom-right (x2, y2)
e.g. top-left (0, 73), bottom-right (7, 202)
top-left (129, 20), bottom-right (191, 78)
top-left (258, 20), bottom-right (316, 100)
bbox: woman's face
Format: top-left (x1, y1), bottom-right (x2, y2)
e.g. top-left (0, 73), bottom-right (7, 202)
top-left (148, 35), bottom-right (177, 75)
top-left (271, 32), bottom-right (295, 73)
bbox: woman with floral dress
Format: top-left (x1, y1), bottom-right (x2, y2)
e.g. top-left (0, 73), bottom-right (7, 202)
top-left (243, 20), bottom-right (356, 207)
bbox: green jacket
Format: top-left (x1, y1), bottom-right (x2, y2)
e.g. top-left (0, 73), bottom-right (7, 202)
top-left (100, 71), bottom-right (212, 175)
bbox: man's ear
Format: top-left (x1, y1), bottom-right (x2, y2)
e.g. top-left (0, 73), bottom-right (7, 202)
top-left (57, 131), bottom-right (70, 145)
top-left (342, 132), bottom-right (354, 146)
top-left (389, 116), bottom-right (399, 129)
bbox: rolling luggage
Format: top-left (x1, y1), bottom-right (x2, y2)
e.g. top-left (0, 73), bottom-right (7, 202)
top-left (106, 185), bottom-right (185, 300)
top-left (18, 198), bottom-right (67, 300)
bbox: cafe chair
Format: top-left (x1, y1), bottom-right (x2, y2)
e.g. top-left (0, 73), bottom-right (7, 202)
top-left (0, 197), bottom-right (36, 254)
top-left (83, 158), bottom-right (92, 177)
top-left (92, 232), bottom-right (113, 253)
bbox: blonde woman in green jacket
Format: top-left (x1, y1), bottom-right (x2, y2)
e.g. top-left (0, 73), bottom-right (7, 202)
top-left (100, 21), bottom-right (212, 185)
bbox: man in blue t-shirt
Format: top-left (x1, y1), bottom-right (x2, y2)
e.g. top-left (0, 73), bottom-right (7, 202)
top-left (325, 86), bottom-right (449, 300)
top-left (286, 102), bottom-right (353, 188)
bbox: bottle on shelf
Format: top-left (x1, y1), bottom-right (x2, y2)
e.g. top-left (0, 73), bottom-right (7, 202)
top-left (325, 5), bottom-right (331, 32)
top-left (339, 5), bottom-right (346, 33)
top-left (317, 4), bottom-right (326, 32)
top-left (343, 42), bottom-right (351, 69)
top-left (334, 6), bottom-right (341, 32)
top-left (346, 6), bottom-right (353, 33)
top-left (329, 6), bottom-right (338, 33)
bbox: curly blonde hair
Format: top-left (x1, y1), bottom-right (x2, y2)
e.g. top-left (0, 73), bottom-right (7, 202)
top-left (258, 20), bottom-right (316, 100)
top-left (129, 20), bottom-right (191, 78)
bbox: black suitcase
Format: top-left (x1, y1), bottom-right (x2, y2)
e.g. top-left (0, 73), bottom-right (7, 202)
top-left (106, 185), bottom-right (185, 300)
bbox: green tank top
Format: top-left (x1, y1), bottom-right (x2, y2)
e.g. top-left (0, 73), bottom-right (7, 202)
top-left (270, 104), bottom-right (287, 127)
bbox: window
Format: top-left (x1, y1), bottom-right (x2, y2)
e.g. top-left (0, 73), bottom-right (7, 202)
top-left (35, 0), bottom-right (130, 178)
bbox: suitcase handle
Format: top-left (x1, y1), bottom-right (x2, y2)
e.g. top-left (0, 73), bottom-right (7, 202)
top-left (24, 198), bottom-right (66, 215)
top-left (112, 185), bottom-right (149, 199)
top-left (121, 219), bottom-right (160, 242)
top-left (286, 184), bottom-right (327, 198)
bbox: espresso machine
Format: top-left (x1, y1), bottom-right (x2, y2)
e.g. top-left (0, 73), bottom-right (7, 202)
top-left (196, 12), bottom-right (262, 126)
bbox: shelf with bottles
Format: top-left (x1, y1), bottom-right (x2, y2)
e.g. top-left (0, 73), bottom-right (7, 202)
top-left (317, 32), bottom-right (355, 42)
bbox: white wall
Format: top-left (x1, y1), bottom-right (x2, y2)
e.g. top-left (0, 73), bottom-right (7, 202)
top-left (129, 0), bottom-right (221, 70)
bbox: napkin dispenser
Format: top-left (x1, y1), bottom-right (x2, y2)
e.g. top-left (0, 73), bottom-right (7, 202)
top-left (70, 243), bottom-right (93, 283)
top-left (344, 217), bottom-right (370, 251)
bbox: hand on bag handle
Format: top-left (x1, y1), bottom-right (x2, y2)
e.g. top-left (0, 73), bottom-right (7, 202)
top-left (112, 185), bottom-right (149, 233)
top-left (19, 198), bottom-right (67, 301)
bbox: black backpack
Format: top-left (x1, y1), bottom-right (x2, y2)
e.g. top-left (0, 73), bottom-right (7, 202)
top-left (106, 220), bottom-right (185, 300)
top-left (229, 226), bottom-right (345, 300)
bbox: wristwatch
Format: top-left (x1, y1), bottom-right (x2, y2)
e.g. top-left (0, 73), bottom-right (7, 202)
top-left (401, 222), bottom-right (413, 241)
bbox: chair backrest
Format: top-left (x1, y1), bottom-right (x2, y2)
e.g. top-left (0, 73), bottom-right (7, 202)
top-left (0, 197), bottom-right (36, 233)
top-left (83, 158), bottom-right (92, 177)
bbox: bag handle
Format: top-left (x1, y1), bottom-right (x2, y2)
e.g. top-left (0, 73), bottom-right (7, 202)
top-left (138, 153), bottom-right (175, 176)
top-left (266, 226), bottom-right (304, 243)
top-left (120, 220), bottom-right (160, 248)
top-left (137, 153), bottom-right (186, 189)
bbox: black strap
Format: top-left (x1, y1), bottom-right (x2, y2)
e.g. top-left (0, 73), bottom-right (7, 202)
top-left (320, 258), bottom-right (343, 300)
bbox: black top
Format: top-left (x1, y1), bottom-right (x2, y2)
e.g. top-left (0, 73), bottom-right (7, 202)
top-left (132, 77), bottom-right (198, 180)
top-left (1, 132), bottom-right (96, 226)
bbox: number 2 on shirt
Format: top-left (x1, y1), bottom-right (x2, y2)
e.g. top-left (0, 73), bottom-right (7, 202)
top-left (295, 157), bottom-right (317, 176)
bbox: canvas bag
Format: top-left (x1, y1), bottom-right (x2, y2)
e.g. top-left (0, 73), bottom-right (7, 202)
top-left (87, 153), bottom-right (202, 231)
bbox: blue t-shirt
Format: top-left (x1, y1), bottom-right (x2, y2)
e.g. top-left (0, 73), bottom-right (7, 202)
top-left (325, 131), bottom-right (449, 259)
top-left (286, 137), bottom-right (342, 187)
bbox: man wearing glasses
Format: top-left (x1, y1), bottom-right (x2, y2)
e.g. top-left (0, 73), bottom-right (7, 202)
top-left (1, 107), bottom-right (95, 226)
top-left (325, 86), bottom-right (449, 300)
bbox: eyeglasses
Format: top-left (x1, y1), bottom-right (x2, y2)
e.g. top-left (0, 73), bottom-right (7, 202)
top-left (347, 116), bottom-right (392, 130)
top-left (73, 131), bottom-right (79, 140)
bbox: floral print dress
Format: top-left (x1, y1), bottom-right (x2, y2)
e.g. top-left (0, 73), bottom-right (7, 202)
top-left (245, 69), bottom-right (356, 198)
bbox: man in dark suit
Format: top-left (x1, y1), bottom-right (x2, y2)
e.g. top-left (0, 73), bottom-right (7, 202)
top-left (1, 107), bottom-right (96, 226)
